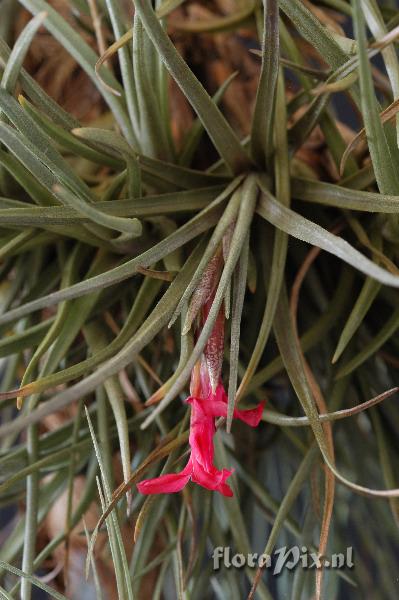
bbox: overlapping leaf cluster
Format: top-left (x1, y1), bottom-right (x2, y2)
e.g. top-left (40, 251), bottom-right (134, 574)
top-left (0, 1), bottom-right (399, 599)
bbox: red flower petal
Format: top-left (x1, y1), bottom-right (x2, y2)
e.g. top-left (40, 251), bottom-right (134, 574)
top-left (218, 482), bottom-right (234, 497)
top-left (137, 461), bottom-right (192, 494)
top-left (189, 420), bottom-right (215, 472)
top-left (193, 386), bottom-right (265, 428)
top-left (191, 460), bottom-right (233, 493)
top-left (198, 398), bottom-right (228, 418)
top-left (234, 401), bottom-right (265, 427)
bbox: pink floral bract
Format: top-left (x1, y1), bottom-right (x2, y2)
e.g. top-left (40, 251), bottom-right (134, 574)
top-left (137, 371), bottom-right (264, 497)
top-left (138, 267), bottom-right (264, 498)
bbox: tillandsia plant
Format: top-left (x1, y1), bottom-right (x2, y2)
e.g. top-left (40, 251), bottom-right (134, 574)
top-left (1, 0), bottom-right (399, 598)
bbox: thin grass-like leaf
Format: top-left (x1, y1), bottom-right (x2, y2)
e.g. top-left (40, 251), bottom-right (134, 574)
top-left (84, 322), bottom-right (131, 501)
top-left (0, 186), bottom-right (223, 227)
top-left (18, 0), bottom-right (134, 142)
top-left (236, 74), bottom-right (289, 401)
top-left (335, 305), bottom-right (399, 378)
top-left (0, 38), bottom-right (78, 129)
top-left (169, 1), bottom-right (256, 33)
top-left (262, 387), bottom-right (399, 427)
top-left (247, 446), bottom-right (318, 600)
top-left (178, 71), bottom-right (238, 167)
top-left (292, 178), bottom-right (399, 213)
top-left (352, 0), bottom-right (399, 195)
top-left (363, 0), bottom-right (399, 145)
top-left (133, 0), bottom-right (251, 174)
top-left (274, 284), bottom-right (399, 498)
top-left (250, 0), bottom-right (279, 167)
top-left (257, 188), bottom-right (399, 287)
top-left (0, 192), bottom-right (226, 326)
top-left (0, 244), bottom-right (203, 438)
top-left (102, 0), bottom-right (141, 146)
top-left (226, 232), bottom-right (249, 432)
top-left (53, 184), bottom-right (142, 240)
top-left (169, 178), bottom-right (243, 328)
top-left (0, 561), bottom-right (68, 600)
top-left (19, 96), bottom-right (121, 168)
top-left (132, 12), bottom-right (173, 159)
top-left (0, 319), bottom-right (53, 357)
top-left (85, 408), bottom-right (134, 600)
top-left (279, 0), bottom-right (349, 68)
top-left (72, 127), bottom-right (228, 189)
top-left (0, 277), bottom-right (162, 401)
top-left (332, 278), bottom-right (381, 364)
top-left (0, 12), bottom-right (46, 93)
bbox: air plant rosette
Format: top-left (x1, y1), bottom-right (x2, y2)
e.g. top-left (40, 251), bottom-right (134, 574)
top-left (0, 1), bottom-right (399, 599)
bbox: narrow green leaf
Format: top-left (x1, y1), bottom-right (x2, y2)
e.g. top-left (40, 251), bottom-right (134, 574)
top-left (363, 0), bottom-right (399, 145)
top-left (132, 12), bottom-right (173, 159)
top-left (0, 147), bottom-right (55, 206)
top-left (0, 186), bottom-right (224, 227)
top-left (0, 12), bottom-right (46, 93)
top-left (178, 71), bottom-right (238, 167)
top-left (288, 92), bottom-right (331, 152)
top-left (19, 96), bottom-right (121, 168)
top-left (292, 177), bottom-right (399, 213)
top-left (227, 232), bottom-right (249, 432)
top-left (133, 0), bottom-right (251, 174)
top-left (146, 305), bottom-right (193, 407)
top-left (72, 127), bottom-right (228, 189)
top-left (0, 319), bottom-right (53, 357)
top-left (353, 0), bottom-right (399, 195)
top-left (0, 190), bottom-right (227, 326)
top-left (102, 0), bottom-right (141, 145)
top-left (0, 38), bottom-right (79, 129)
top-left (16, 246), bottom-right (85, 408)
top-left (332, 277), bottom-right (381, 363)
top-left (336, 305), bottom-right (399, 378)
top-left (279, 0), bottom-right (350, 69)
top-left (274, 283), bottom-right (399, 498)
top-left (237, 74), bottom-right (289, 401)
top-left (0, 244), bottom-right (203, 438)
top-left (257, 189), bottom-right (399, 288)
top-left (85, 408), bottom-right (134, 600)
top-left (84, 322), bottom-right (131, 495)
top-left (248, 446), bottom-right (318, 597)
top-left (18, 0), bottom-right (134, 142)
top-left (250, 0), bottom-right (279, 167)
top-left (0, 91), bottom-right (101, 204)
top-left (0, 277), bottom-right (162, 401)
top-left (0, 561), bottom-right (68, 600)
top-left (0, 229), bottom-right (36, 261)
top-left (54, 184), bottom-right (142, 239)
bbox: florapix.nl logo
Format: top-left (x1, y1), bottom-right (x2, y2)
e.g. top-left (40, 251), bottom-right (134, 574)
top-left (212, 546), bottom-right (354, 576)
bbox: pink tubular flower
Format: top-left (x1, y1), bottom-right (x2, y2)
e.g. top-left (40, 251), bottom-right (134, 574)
top-left (137, 361), bottom-right (265, 498)
top-left (137, 251), bottom-right (265, 498)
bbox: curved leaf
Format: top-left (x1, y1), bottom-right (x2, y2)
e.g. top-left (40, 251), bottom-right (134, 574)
top-left (257, 187), bottom-right (399, 288)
